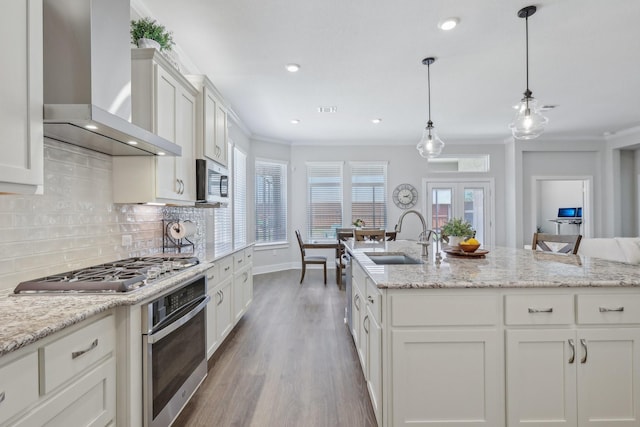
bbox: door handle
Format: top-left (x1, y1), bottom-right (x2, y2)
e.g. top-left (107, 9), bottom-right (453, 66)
top-left (580, 338), bottom-right (588, 364)
top-left (568, 339), bottom-right (575, 364)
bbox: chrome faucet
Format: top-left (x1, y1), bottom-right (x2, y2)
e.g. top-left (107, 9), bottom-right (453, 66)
top-left (394, 210), bottom-right (434, 257)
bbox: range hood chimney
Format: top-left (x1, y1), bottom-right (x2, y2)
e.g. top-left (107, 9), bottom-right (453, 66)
top-left (42, 0), bottom-right (181, 156)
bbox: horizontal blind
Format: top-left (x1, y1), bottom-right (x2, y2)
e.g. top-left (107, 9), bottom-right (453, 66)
top-left (255, 160), bottom-right (287, 244)
top-left (214, 204), bottom-right (232, 256)
top-left (351, 162), bottom-right (387, 228)
top-left (233, 146), bottom-right (247, 249)
top-left (306, 162), bottom-right (343, 239)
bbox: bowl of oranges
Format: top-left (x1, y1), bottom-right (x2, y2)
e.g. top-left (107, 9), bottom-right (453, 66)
top-left (459, 238), bottom-right (481, 253)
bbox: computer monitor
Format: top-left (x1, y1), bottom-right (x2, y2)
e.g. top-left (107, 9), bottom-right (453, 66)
top-left (557, 207), bottom-right (578, 218)
top-left (576, 207), bottom-right (582, 218)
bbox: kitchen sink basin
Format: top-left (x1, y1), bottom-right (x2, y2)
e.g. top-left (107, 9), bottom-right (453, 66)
top-left (365, 252), bottom-right (423, 265)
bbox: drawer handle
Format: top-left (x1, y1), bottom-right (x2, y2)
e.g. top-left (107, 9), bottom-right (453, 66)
top-left (528, 307), bottom-right (553, 313)
top-left (568, 339), bottom-right (575, 364)
top-left (367, 295), bottom-right (375, 304)
top-left (224, 266), bottom-right (231, 272)
top-left (580, 339), bottom-right (588, 364)
top-left (363, 315), bottom-right (369, 334)
top-left (72, 338), bottom-right (98, 359)
top-left (0, 391), bottom-right (5, 404)
top-left (599, 306), bottom-right (624, 312)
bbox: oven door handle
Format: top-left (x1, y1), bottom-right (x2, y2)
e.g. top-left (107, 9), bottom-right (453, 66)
top-left (147, 295), bottom-right (210, 344)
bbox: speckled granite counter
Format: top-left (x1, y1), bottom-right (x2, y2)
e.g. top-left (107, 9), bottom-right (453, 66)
top-left (346, 240), bottom-right (640, 289)
top-left (0, 261), bottom-right (212, 357)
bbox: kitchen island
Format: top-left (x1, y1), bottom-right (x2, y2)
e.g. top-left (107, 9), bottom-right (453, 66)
top-left (346, 240), bottom-right (640, 427)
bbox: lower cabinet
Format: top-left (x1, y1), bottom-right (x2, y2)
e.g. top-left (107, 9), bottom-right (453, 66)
top-left (507, 328), bottom-right (640, 426)
top-left (0, 312), bottom-right (116, 427)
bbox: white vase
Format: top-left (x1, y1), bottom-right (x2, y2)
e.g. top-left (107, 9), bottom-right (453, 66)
top-left (137, 38), bottom-right (161, 50)
top-left (448, 236), bottom-right (465, 248)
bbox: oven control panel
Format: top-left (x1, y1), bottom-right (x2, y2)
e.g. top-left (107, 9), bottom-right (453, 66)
top-left (149, 275), bottom-right (206, 329)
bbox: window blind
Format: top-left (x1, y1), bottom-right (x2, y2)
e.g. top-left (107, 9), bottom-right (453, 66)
top-left (306, 162), bottom-right (343, 239)
top-left (214, 142), bottom-right (233, 256)
top-left (255, 159), bottom-right (287, 244)
top-left (233, 146), bottom-right (247, 249)
top-left (350, 162), bottom-right (387, 228)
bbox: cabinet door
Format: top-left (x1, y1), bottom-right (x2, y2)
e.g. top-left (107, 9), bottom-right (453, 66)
top-left (577, 328), bottom-right (640, 426)
top-left (206, 287), bottom-right (218, 358)
top-left (391, 329), bottom-right (500, 427)
top-left (0, 0), bottom-right (43, 194)
top-left (233, 270), bottom-right (247, 321)
top-left (155, 64), bottom-right (179, 199)
top-left (366, 309), bottom-right (382, 426)
top-left (176, 87), bottom-right (196, 201)
top-left (506, 329), bottom-right (577, 427)
top-left (214, 103), bottom-right (228, 167)
top-left (351, 284), bottom-right (362, 347)
top-left (216, 279), bottom-right (233, 340)
top-left (203, 88), bottom-right (217, 161)
top-left (243, 268), bottom-right (253, 308)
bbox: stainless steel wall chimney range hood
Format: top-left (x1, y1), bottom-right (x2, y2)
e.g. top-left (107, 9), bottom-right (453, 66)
top-left (42, 0), bottom-right (181, 157)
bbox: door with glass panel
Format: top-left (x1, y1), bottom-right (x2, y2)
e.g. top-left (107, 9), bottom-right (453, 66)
top-left (427, 181), bottom-right (492, 246)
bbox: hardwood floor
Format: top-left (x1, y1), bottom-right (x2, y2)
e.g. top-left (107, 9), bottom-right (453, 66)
top-left (173, 269), bottom-right (377, 427)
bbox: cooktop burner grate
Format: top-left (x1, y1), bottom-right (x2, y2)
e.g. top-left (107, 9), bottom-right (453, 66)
top-left (14, 256), bottom-right (199, 294)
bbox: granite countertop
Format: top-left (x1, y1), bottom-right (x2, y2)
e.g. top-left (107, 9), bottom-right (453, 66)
top-left (0, 261), bottom-right (212, 358)
top-left (346, 240), bottom-right (640, 289)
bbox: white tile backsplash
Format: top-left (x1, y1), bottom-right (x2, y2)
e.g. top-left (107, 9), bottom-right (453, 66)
top-left (0, 140), bottom-right (206, 291)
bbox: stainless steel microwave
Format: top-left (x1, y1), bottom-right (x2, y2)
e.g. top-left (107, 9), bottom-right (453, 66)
top-left (196, 159), bottom-right (228, 206)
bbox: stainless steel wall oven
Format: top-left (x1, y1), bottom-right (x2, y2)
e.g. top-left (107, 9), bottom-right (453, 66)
top-left (142, 274), bottom-right (210, 427)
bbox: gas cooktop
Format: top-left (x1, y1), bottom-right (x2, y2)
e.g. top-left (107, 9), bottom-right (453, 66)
top-left (14, 256), bottom-right (199, 294)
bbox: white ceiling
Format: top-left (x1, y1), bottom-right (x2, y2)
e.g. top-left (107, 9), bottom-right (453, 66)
top-left (137, 0), bottom-right (640, 145)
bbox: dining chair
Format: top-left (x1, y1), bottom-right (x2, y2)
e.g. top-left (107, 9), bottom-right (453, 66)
top-left (385, 231), bottom-right (397, 241)
top-left (532, 233), bottom-right (583, 255)
top-left (295, 229), bottom-right (327, 284)
top-left (335, 228), bottom-right (354, 288)
top-left (354, 229), bottom-right (385, 242)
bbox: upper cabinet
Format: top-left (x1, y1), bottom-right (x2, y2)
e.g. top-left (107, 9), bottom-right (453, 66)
top-left (186, 75), bottom-right (229, 168)
top-left (0, 0), bottom-right (44, 194)
top-left (113, 49), bottom-right (197, 204)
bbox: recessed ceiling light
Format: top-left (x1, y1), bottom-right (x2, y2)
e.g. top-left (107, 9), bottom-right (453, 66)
top-left (372, 118), bottom-right (382, 124)
top-left (291, 119), bottom-right (300, 124)
top-left (438, 17), bottom-right (459, 31)
top-left (157, 152), bottom-right (166, 156)
top-left (286, 63), bottom-right (300, 72)
top-left (127, 140), bottom-right (138, 145)
top-left (85, 124), bottom-right (98, 130)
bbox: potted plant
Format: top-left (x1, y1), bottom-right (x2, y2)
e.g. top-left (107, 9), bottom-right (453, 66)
top-left (352, 218), bottom-right (365, 228)
top-left (130, 17), bottom-right (175, 51)
top-left (441, 217), bottom-right (474, 247)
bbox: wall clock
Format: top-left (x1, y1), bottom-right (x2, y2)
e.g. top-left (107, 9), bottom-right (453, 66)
top-left (393, 183), bottom-right (418, 209)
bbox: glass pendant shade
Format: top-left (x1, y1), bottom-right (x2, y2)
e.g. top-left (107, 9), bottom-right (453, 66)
top-left (417, 125), bottom-right (445, 158)
top-left (510, 96), bottom-right (548, 140)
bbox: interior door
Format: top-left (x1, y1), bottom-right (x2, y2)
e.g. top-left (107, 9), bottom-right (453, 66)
top-left (427, 181), bottom-right (492, 246)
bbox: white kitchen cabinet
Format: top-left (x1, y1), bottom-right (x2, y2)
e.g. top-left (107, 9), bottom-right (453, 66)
top-left (233, 248), bottom-right (253, 321)
top-left (113, 48), bottom-right (197, 204)
top-left (365, 282), bottom-right (383, 426)
top-left (0, 312), bottom-right (115, 427)
top-left (186, 75), bottom-right (229, 168)
top-left (0, 0), bottom-right (43, 194)
top-left (506, 293), bottom-right (640, 427)
top-left (352, 263), bottom-right (368, 371)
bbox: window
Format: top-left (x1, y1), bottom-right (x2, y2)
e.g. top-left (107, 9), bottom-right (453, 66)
top-left (306, 162), bottom-right (343, 239)
top-left (255, 159), bottom-right (287, 244)
top-left (351, 162), bottom-right (387, 228)
top-left (233, 146), bottom-right (247, 249)
top-left (213, 142), bottom-right (233, 256)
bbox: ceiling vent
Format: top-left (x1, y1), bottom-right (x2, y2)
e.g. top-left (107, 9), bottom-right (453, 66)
top-left (317, 106), bottom-right (338, 113)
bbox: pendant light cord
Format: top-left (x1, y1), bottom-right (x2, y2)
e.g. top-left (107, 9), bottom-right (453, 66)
top-left (525, 14), bottom-right (530, 94)
top-left (427, 61), bottom-right (432, 127)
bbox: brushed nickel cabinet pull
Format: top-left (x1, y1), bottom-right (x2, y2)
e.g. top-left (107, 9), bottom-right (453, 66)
top-left (72, 338), bottom-right (98, 359)
top-left (220, 290), bottom-right (225, 304)
top-left (580, 339), bottom-right (588, 364)
top-left (568, 339), bottom-right (575, 364)
top-left (224, 266), bottom-right (231, 272)
top-left (528, 307), bottom-right (553, 313)
top-left (599, 306), bottom-right (624, 312)
top-left (354, 294), bottom-right (360, 311)
top-left (0, 391), bottom-right (5, 404)
top-left (367, 295), bottom-right (374, 304)
top-left (363, 315), bottom-right (369, 334)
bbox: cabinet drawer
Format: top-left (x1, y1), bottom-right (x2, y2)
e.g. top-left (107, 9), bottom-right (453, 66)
top-left (234, 250), bottom-right (247, 271)
top-left (577, 294), bottom-right (640, 324)
top-left (366, 281), bottom-right (382, 324)
top-left (390, 294), bottom-right (498, 326)
top-left (218, 256), bottom-right (233, 281)
top-left (205, 263), bottom-right (220, 286)
top-left (0, 352), bottom-right (39, 424)
top-left (505, 294), bottom-right (574, 325)
top-left (40, 314), bottom-right (115, 394)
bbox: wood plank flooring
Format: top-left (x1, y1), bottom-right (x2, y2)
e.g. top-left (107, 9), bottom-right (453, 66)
top-left (173, 269), bottom-right (377, 427)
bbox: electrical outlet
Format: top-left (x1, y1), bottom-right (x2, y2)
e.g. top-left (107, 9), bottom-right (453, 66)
top-left (122, 235), bottom-right (133, 246)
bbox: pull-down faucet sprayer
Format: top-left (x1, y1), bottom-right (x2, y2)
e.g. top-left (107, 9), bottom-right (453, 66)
top-left (394, 210), bottom-right (435, 257)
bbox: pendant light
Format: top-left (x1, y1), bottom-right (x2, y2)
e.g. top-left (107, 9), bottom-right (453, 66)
top-left (416, 57), bottom-right (445, 158)
top-left (510, 5), bottom-right (548, 140)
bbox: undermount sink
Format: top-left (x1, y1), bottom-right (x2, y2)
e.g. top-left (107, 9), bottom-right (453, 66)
top-left (365, 252), bottom-right (423, 265)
